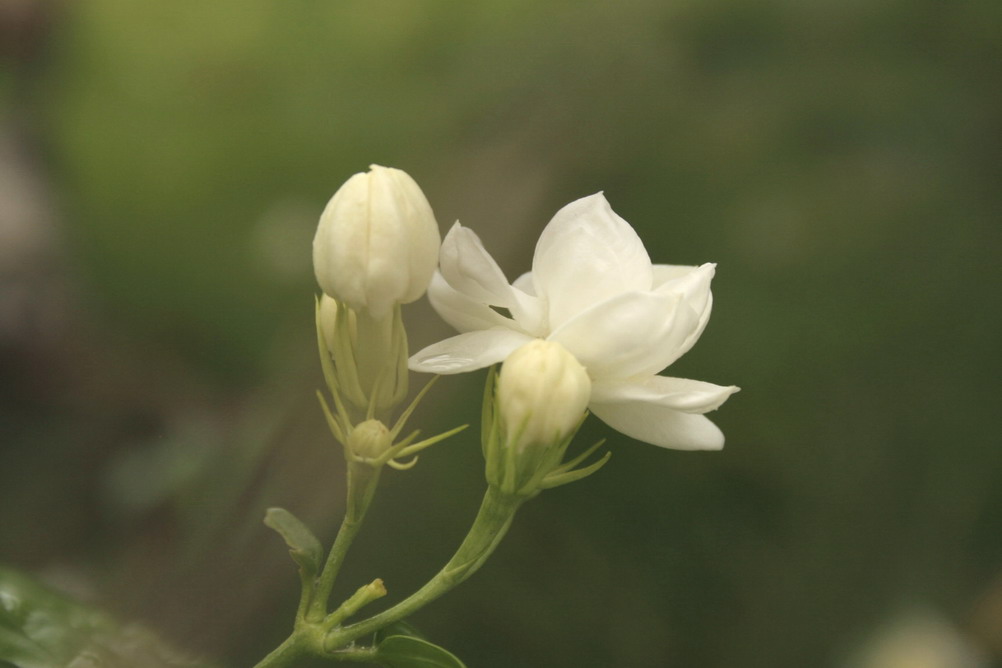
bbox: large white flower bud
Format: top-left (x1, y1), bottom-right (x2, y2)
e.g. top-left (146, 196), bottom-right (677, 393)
top-left (497, 340), bottom-right (591, 451)
top-left (313, 165), bottom-right (440, 318)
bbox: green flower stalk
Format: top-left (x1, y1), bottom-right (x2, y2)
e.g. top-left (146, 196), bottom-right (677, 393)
top-left (322, 485), bottom-right (523, 653)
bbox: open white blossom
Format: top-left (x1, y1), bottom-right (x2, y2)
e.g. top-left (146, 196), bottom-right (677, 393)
top-left (409, 193), bottom-right (738, 450)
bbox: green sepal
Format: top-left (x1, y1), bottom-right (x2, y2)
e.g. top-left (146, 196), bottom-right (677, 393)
top-left (480, 369), bottom-right (497, 457)
top-left (317, 390), bottom-right (346, 444)
top-left (372, 635), bottom-right (466, 668)
top-left (263, 507), bottom-right (323, 578)
top-left (541, 450), bottom-right (612, 489)
top-left (315, 296), bottom-right (339, 400)
top-left (551, 437), bottom-right (605, 476)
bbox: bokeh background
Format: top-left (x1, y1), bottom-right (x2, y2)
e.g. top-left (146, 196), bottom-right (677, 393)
top-left (2, 1), bottom-right (1001, 666)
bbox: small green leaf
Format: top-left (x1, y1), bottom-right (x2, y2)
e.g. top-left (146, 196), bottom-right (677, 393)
top-left (373, 620), bottom-right (426, 643)
top-left (373, 635), bottom-right (466, 668)
top-left (263, 507), bottom-right (323, 577)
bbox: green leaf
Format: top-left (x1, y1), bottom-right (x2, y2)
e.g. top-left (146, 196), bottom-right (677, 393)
top-left (372, 635), bottom-right (466, 668)
top-left (1, 566), bottom-right (113, 667)
top-left (0, 624), bottom-right (56, 668)
top-left (373, 620), bottom-right (426, 643)
top-left (263, 507), bottom-right (323, 577)
top-left (0, 566), bottom-right (213, 667)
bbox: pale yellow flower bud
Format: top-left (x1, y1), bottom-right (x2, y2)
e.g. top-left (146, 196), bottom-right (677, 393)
top-left (346, 419), bottom-right (393, 462)
top-left (313, 165), bottom-right (440, 319)
top-left (497, 340), bottom-right (591, 451)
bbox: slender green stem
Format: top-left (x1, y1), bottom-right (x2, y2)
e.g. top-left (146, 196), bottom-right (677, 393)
top-left (308, 461), bottom-right (382, 622)
top-left (252, 632), bottom-right (311, 668)
top-left (324, 486), bottom-right (523, 650)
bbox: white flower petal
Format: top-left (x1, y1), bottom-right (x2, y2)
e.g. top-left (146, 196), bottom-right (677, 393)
top-left (409, 329), bottom-right (533, 374)
top-left (438, 223), bottom-right (546, 336)
top-left (510, 299), bottom-right (547, 338)
top-left (374, 166), bottom-right (442, 306)
top-left (675, 293), bottom-right (711, 358)
top-left (548, 291), bottom-right (699, 379)
top-left (654, 262), bottom-right (716, 357)
top-left (313, 173), bottom-right (369, 307)
top-left (439, 222), bottom-right (516, 306)
top-left (654, 263), bottom-right (714, 314)
top-left (512, 271), bottom-right (536, 296)
top-left (651, 264), bottom-right (696, 285)
top-left (427, 272), bottom-right (512, 333)
top-left (507, 270), bottom-right (549, 334)
top-left (590, 376), bottom-right (739, 413)
top-left (589, 402), bottom-right (726, 450)
top-left (532, 193), bottom-right (653, 328)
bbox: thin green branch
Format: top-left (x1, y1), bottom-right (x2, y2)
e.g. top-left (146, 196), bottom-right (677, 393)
top-left (307, 462), bottom-right (382, 622)
top-left (323, 486), bottom-right (523, 650)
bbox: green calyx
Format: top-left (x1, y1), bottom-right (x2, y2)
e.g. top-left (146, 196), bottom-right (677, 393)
top-left (316, 295), bottom-right (466, 471)
top-left (316, 296), bottom-right (408, 426)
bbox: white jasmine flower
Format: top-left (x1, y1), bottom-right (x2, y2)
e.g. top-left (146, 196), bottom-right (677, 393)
top-left (313, 165), bottom-right (440, 318)
top-left (409, 193), bottom-right (738, 450)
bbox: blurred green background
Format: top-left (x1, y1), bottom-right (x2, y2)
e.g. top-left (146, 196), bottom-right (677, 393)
top-left (2, 0), bottom-right (1000, 666)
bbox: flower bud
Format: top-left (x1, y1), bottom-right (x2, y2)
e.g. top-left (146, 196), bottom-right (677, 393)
top-left (346, 419), bottom-right (393, 462)
top-left (313, 165), bottom-right (440, 319)
top-left (497, 340), bottom-right (591, 451)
